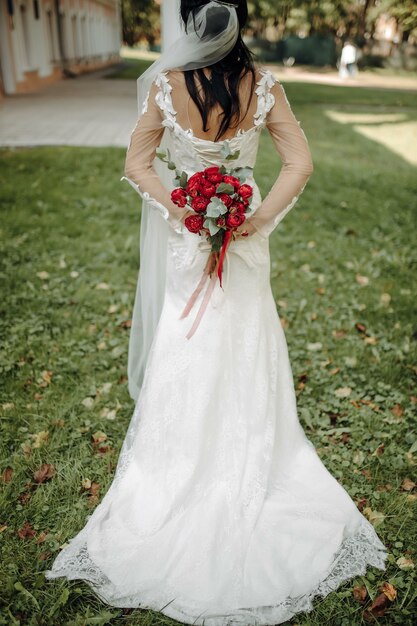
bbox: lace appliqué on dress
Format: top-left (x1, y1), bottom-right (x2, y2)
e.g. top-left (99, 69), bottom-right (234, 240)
top-left (45, 518), bottom-right (387, 625)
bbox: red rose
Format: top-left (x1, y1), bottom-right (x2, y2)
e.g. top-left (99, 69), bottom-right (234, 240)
top-left (191, 196), bottom-right (210, 213)
top-left (171, 187), bottom-right (187, 207)
top-left (217, 193), bottom-right (233, 208)
top-left (184, 214), bottom-right (204, 233)
top-left (200, 180), bottom-right (216, 198)
top-left (226, 212), bottom-right (246, 229)
top-left (238, 184), bottom-right (253, 200)
top-left (222, 175), bottom-right (241, 189)
top-left (231, 201), bottom-right (246, 214)
top-left (204, 167), bottom-right (223, 184)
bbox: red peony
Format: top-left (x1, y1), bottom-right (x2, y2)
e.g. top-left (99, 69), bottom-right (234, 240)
top-left (185, 214), bottom-right (205, 233)
top-left (217, 193), bottom-right (233, 208)
top-left (226, 212), bottom-right (246, 229)
top-left (191, 196), bottom-right (210, 213)
top-left (238, 184), bottom-right (253, 200)
top-left (231, 201), bottom-right (247, 214)
top-left (216, 216), bottom-right (226, 227)
top-left (200, 180), bottom-right (216, 198)
top-left (188, 171), bottom-right (203, 185)
top-left (222, 175), bottom-right (241, 189)
top-left (204, 167), bottom-right (223, 184)
top-left (186, 172), bottom-right (203, 197)
top-left (171, 187), bottom-right (187, 207)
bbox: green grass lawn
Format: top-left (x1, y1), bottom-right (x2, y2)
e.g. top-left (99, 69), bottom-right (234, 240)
top-left (1, 79), bottom-right (416, 625)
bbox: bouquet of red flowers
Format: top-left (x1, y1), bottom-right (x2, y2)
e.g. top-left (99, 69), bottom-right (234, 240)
top-left (157, 148), bottom-right (254, 338)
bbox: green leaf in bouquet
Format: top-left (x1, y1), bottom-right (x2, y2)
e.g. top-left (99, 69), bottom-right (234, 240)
top-left (220, 142), bottom-right (231, 159)
top-left (206, 196), bottom-right (228, 217)
top-left (219, 165), bottom-right (227, 174)
top-left (208, 220), bottom-right (221, 236)
top-left (220, 141), bottom-right (240, 161)
top-left (168, 161), bottom-right (176, 170)
top-left (156, 150), bottom-right (167, 161)
top-left (179, 171), bottom-right (188, 189)
top-left (216, 182), bottom-right (235, 194)
top-left (233, 166), bottom-right (253, 182)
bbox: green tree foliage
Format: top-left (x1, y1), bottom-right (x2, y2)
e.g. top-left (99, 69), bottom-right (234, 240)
top-left (121, 0), bottom-right (160, 47)
top-left (369, 0), bottom-right (417, 41)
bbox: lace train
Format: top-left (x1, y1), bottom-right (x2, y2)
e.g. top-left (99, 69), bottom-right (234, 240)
top-left (45, 519), bottom-right (387, 625)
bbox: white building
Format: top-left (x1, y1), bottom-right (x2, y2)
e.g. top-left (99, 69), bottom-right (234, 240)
top-left (0, 0), bottom-right (122, 96)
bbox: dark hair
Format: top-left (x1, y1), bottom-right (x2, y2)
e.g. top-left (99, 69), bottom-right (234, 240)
top-left (180, 0), bottom-right (256, 141)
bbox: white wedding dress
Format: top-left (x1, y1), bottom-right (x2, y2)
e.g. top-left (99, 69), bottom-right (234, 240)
top-left (45, 68), bottom-right (387, 625)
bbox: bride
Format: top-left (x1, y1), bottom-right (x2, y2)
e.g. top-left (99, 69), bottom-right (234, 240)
top-left (45, 1), bottom-right (387, 623)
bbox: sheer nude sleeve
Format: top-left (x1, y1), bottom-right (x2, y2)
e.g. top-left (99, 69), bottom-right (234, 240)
top-left (121, 81), bottom-right (188, 230)
top-left (249, 79), bottom-right (314, 239)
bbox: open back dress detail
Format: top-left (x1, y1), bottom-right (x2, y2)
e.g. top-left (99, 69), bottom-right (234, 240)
top-left (45, 68), bottom-right (387, 626)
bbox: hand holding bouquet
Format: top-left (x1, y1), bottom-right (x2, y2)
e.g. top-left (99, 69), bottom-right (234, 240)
top-left (157, 148), bottom-right (254, 339)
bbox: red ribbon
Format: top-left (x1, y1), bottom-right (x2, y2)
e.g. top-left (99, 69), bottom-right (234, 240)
top-left (179, 230), bottom-right (233, 339)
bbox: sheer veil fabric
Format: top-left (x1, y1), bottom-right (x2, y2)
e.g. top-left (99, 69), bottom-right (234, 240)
top-left (44, 2), bottom-right (389, 624)
top-left (121, 0), bottom-right (240, 401)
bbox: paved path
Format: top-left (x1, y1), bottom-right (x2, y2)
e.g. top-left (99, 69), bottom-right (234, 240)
top-left (0, 67), bottom-right (138, 148)
top-left (1, 62), bottom-right (416, 149)
top-left (267, 64), bottom-right (417, 91)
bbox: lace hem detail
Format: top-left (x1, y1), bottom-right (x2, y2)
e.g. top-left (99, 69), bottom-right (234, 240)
top-left (45, 519), bottom-right (387, 626)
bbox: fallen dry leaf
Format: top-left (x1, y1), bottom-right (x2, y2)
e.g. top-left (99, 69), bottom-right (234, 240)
top-left (18, 491), bottom-right (32, 505)
top-left (353, 584), bottom-right (367, 604)
top-left (36, 531), bottom-right (47, 544)
top-left (17, 522), bottom-right (36, 539)
top-left (355, 497), bottom-right (369, 512)
top-left (307, 342), bottom-right (322, 351)
top-left (1, 466), bottom-right (13, 483)
top-left (0, 525), bottom-right (7, 533)
top-left (81, 478), bottom-right (92, 490)
top-left (380, 582), bottom-right (397, 602)
top-left (380, 292), bottom-right (391, 306)
top-left (88, 482), bottom-right (101, 506)
top-left (33, 463), bottom-right (55, 484)
top-left (363, 507), bottom-right (385, 527)
top-left (334, 386), bottom-right (352, 398)
top-left (401, 478), bottom-right (416, 491)
top-left (374, 443), bottom-right (385, 457)
top-left (391, 404), bottom-right (404, 418)
top-left (31, 430), bottom-right (49, 448)
top-left (91, 431), bottom-right (107, 445)
top-left (363, 592), bottom-right (391, 621)
top-left (39, 370), bottom-right (53, 388)
top-left (356, 274), bottom-right (369, 286)
top-left (396, 556), bottom-right (414, 571)
top-left (359, 399), bottom-right (381, 412)
top-left (36, 271), bottom-right (50, 280)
